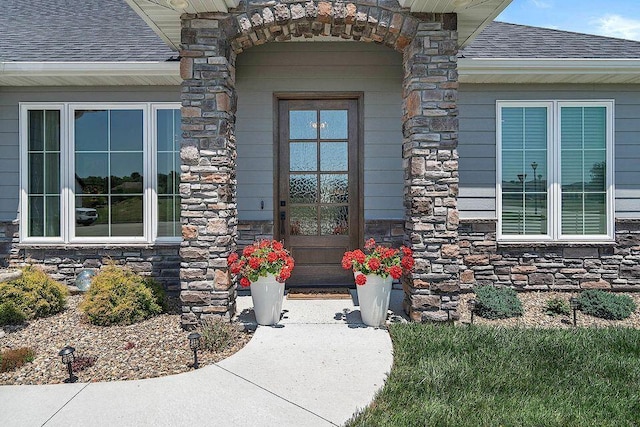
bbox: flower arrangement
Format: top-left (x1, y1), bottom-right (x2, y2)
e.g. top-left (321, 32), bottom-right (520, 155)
top-left (341, 238), bottom-right (414, 285)
top-left (227, 240), bottom-right (295, 287)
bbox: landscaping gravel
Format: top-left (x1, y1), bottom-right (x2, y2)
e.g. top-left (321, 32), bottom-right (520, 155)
top-left (0, 295), bottom-right (251, 385)
top-left (458, 291), bottom-right (640, 328)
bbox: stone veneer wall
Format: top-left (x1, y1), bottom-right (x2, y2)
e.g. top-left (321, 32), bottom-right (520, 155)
top-left (459, 219), bottom-right (640, 291)
top-left (401, 17), bottom-right (460, 322)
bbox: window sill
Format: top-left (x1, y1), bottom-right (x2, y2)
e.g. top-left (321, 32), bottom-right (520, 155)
top-left (497, 240), bottom-right (616, 248)
top-left (16, 241), bottom-right (181, 249)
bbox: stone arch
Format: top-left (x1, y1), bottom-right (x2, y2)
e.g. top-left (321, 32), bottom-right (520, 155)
top-left (223, 1), bottom-right (420, 54)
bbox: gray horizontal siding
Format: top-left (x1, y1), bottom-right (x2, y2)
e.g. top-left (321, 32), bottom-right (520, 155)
top-left (459, 83), bottom-right (640, 219)
top-left (236, 41), bottom-right (404, 221)
top-left (0, 86), bottom-right (180, 221)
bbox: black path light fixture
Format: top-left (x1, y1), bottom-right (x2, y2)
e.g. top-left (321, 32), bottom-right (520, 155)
top-left (569, 296), bottom-right (580, 327)
top-left (468, 299), bottom-right (477, 325)
top-left (58, 346), bottom-right (78, 383)
top-left (188, 332), bottom-right (202, 369)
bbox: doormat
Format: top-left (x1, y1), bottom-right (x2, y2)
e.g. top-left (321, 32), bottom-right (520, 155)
top-left (287, 287), bottom-right (352, 300)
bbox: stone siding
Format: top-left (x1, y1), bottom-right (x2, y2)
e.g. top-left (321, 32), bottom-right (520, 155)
top-left (459, 219), bottom-right (640, 292)
top-left (0, 220), bottom-right (17, 268)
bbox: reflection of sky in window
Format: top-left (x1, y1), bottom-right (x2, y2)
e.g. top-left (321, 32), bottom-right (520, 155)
top-left (75, 110), bottom-right (108, 151)
top-left (111, 110), bottom-right (143, 151)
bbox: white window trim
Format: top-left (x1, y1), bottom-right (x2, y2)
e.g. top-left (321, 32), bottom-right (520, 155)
top-left (496, 100), bottom-right (615, 243)
top-left (19, 102), bottom-right (182, 245)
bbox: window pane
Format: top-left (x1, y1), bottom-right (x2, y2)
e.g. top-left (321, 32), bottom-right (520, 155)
top-left (75, 196), bottom-right (106, 237)
top-left (110, 153), bottom-right (143, 194)
top-left (28, 110), bottom-right (44, 151)
top-left (75, 110), bottom-right (108, 151)
top-left (320, 206), bottom-right (348, 235)
top-left (501, 108), bottom-right (524, 150)
top-left (45, 153), bottom-right (60, 194)
top-left (157, 109), bottom-right (174, 152)
top-left (501, 150), bottom-right (523, 190)
top-left (289, 111), bottom-right (316, 140)
top-left (45, 110), bottom-right (60, 151)
top-left (320, 110), bottom-right (348, 139)
top-left (320, 174), bottom-right (348, 203)
top-left (290, 142), bottom-right (317, 172)
top-left (584, 107), bottom-right (606, 149)
top-left (320, 142), bottom-right (347, 171)
top-left (585, 193), bottom-right (607, 234)
top-left (289, 174), bottom-right (317, 204)
top-left (29, 153), bottom-right (44, 194)
top-left (76, 153), bottom-right (109, 194)
top-left (157, 152), bottom-right (175, 196)
top-left (111, 195), bottom-right (143, 236)
top-left (110, 110), bottom-right (143, 151)
top-left (157, 109), bottom-right (181, 238)
top-left (45, 196), bottom-right (60, 237)
top-left (502, 193), bottom-right (524, 234)
top-left (290, 206), bottom-right (317, 235)
top-left (28, 196), bottom-right (44, 237)
top-left (561, 193), bottom-right (584, 235)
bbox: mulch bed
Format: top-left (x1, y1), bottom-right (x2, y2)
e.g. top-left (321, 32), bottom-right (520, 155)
top-left (0, 295), bottom-right (251, 385)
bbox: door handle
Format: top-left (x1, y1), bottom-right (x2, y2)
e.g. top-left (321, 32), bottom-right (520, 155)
top-left (280, 211), bottom-right (286, 236)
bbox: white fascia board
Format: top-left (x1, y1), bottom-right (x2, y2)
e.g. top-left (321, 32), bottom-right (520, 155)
top-left (0, 61), bottom-right (179, 77)
top-left (459, 58), bottom-right (640, 75)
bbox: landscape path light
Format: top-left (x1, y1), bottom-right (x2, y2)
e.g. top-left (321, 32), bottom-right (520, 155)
top-left (468, 299), bottom-right (477, 325)
top-left (569, 296), bottom-right (580, 327)
top-left (58, 346), bottom-right (77, 383)
top-left (188, 332), bottom-right (201, 369)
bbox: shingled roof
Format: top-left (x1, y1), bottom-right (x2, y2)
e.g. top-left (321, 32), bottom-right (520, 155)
top-left (0, 0), bottom-right (176, 62)
top-left (461, 21), bottom-right (640, 59)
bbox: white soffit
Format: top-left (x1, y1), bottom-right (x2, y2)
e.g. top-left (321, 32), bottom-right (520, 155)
top-left (126, 0), bottom-right (512, 50)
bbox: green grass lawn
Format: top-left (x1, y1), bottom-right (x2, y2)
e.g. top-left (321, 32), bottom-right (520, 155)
top-left (347, 324), bottom-right (640, 427)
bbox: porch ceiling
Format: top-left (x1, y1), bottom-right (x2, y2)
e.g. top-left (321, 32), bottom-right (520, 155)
top-left (124, 0), bottom-right (512, 50)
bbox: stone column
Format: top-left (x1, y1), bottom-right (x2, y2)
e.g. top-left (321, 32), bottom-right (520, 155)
top-left (402, 14), bottom-right (460, 322)
top-left (179, 14), bottom-right (238, 329)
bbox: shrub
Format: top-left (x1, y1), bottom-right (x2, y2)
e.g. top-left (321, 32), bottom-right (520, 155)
top-left (0, 266), bottom-right (68, 325)
top-left (80, 264), bottom-right (163, 326)
top-left (200, 317), bottom-right (242, 352)
top-left (0, 347), bottom-right (35, 373)
top-left (578, 290), bottom-right (636, 320)
top-left (544, 297), bottom-right (571, 316)
top-left (0, 301), bottom-right (27, 326)
top-left (474, 286), bottom-right (523, 319)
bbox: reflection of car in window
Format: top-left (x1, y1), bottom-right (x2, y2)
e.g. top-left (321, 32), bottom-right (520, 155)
top-left (76, 208), bottom-right (98, 225)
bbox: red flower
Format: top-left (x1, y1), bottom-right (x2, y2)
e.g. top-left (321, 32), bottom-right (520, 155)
top-left (342, 252), bottom-right (354, 269)
top-left (240, 277), bottom-right (251, 288)
top-left (389, 265), bottom-right (403, 280)
top-left (260, 240), bottom-right (270, 248)
top-left (355, 274), bottom-right (367, 286)
top-left (353, 250), bottom-right (366, 264)
top-left (401, 256), bottom-right (415, 271)
top-left (364, 238), bottom-right (376, 250)
top-left (230, 261), bottom-right (243, 275)
top-left (243, 246), bottom-right (256, 257)
top-left (401, 246), bottom-right (413, 257)
top-left (248, 257), bottom-right (262, 269)
top-left (367, 257), bottom-right (381, 271)
top-left (267, 252), bottom-right (278, 263)
top-left (227, 252), bottom-right (239, 265)
top-left (272, 241), bottom-right (283, 251)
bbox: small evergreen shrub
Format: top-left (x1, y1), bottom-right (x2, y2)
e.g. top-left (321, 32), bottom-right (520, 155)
top-left (474, 286), bottom-right (523, 319)
top-left (578, 290), bottom-right (636, 320)
top-left (0, 301), bottom-right (27, 326)
top-left (200, 318), bottom-right (242, 352)
top-left (544, 297), bottom-right (571, 316)
top-left (0, 266), bottom-right (68, 325)
top-left (80, 264), bottom-right (163, 326)
top-left (0, 347), bottom-right (35, 372)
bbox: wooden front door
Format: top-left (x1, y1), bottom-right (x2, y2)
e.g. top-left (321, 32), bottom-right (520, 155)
top-left (277, 97), bottom-right (361, 286)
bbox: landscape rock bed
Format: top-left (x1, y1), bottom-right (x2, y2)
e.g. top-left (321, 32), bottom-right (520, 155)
top-left (457, 291), bottom-right (640, 328)
top-left (0, 296), bottom-right (250, 385)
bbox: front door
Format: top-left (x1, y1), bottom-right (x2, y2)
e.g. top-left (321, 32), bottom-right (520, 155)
top-left (277, 97), bottom-right (361, 286)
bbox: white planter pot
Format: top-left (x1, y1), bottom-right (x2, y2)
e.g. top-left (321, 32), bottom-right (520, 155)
top-left (250, 274), bottom-right (285, 326)
top-left (355, 272), bottom-right (392, 327)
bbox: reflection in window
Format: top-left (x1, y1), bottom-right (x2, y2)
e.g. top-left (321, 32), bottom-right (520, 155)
top-left (75, 109), bottom-right (143, 237)
top-left (27, 110), bottom-right (60, 237)
top-left (157, 109), bottom-right (181, 238)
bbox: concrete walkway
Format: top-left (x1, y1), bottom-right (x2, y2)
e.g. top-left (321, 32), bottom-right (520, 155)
top-left (1, 290), bottom-right (404, 427)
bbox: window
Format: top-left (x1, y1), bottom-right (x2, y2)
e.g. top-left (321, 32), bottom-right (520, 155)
top-left (497, 101), bottom-right (614, 242)
top-left (20, 103), bottom-right (182, 243)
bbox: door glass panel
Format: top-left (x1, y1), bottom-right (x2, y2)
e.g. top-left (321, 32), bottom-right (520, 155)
top-left (289, 174), bottom-right (318, 203)
top-left (290, 206), bottom-right (317, 235)
top-left (290, 111), bottom-right (317, 139)
top-left (320, 110), bottom-right (347, 139)
top-left (320, 174), bottom-right (348, 203)
top-left (320, 142), bottom-right (348, 171)
top-left (290, 142), bottom-right (317, 171)
top-left (320, 206), bottom-right (348, 235)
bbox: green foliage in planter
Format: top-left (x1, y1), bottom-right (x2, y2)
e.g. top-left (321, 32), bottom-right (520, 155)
top-left (544, 297), bottom-right (571, 316)
top-left (80, 264), bottom-right (163, 326)
top-left (200, 318), bottom-right (242, 352)
top-left (0, 266), bottom-right (68, 325)
top-left (474, 285), bottom-right (523, 319)
top-left (0, 347), bottom-right (35, 373)
top-left (577, 290), bottom-right (636, 320)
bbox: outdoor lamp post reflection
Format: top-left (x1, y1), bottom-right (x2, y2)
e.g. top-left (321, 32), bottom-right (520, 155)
top-left (468, 299), bottom-right (477, 325)
top-left (58, 346), bottom-right (77, 383)
top-left (531, 162), bottom-right (538, 214)
top-left (569, 297), bottom-right (580, 327)
top-left (188, 332), bottom-right (201, 369)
